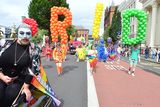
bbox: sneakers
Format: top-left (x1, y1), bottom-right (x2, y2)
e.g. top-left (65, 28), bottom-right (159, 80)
top-left (128, 70), bottom-right (135, 76)
top-left (128, 71), bottom-right (131, 75)
top-left (131, 73), bottom-right (135, 76)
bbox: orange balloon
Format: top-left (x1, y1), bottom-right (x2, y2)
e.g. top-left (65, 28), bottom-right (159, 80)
top-left (50, 6), bottom-right (72, 43)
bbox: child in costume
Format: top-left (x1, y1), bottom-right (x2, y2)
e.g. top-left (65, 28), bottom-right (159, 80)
top-left (88, 45), bottom-right (98, 74)
top-left (53, 43), bottom-right (63, 75)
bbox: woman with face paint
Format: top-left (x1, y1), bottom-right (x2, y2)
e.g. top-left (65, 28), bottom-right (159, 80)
top-left (0, 23), bottom-right (34, 107)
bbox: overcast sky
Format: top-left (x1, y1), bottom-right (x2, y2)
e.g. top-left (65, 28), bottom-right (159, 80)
top-left (0, 0), bottom-right (124, 35)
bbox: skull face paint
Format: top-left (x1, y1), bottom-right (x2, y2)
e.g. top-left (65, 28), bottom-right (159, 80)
top-left (17, 25), bottom-right (32, 45)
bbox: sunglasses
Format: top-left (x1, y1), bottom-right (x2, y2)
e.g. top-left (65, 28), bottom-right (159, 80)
top-left (19, 31), bottom-right (31, 35)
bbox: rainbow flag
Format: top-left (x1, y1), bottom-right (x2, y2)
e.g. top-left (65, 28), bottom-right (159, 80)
top-left (31, 65), bottom-right (61, 106)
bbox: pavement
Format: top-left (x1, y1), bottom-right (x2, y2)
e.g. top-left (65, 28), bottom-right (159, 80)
top-left (121, 56), bottom-right (160, 76)
top-left (140, 55), bottom-right (160, 64)
top-left (42, 55), bottom-right (87, 107)
top-left (93, 60), bottom-right (160, 107)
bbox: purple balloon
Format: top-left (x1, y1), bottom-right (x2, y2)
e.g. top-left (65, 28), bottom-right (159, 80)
top-left (107, 37), bottom-right (112, 43)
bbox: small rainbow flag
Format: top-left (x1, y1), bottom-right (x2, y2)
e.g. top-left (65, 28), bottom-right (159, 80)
top-left (31, 65), bottom-right (61, 106)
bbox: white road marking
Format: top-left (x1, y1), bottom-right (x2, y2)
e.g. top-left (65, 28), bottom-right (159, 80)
top-left (87, 60), bottom-right (99, 107)
top-left (104, 64), bottom-right (128, 71)
top-left (110, 65), bottom-right (116, 70)
top-left (105, 65), bottom-right (111, 70)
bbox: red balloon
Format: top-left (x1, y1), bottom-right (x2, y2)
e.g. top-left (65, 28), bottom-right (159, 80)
top-left (23, 18), bottom-right (38, 37)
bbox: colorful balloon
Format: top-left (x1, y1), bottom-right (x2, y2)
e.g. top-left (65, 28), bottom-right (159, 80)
top-left (50, 6), bottom-right (72, 44)
top-left (107, 37), bottom-right (112, 43)
top-left (122, 9), bottom-right (147, 45)
top-left (22, 18), bottom-right (38, 36)
top-left (92, 3), bottom-right (104, 39)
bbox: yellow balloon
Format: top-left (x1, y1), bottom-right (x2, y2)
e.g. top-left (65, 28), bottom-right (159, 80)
top-left (92, 2), bottom-right (104, 39)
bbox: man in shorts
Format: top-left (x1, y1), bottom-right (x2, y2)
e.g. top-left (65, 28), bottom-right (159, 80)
top-left (128, 44), bottom-right (140, 76)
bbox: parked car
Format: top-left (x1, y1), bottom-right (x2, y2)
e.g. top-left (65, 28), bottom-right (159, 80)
top-left (69, 43), bottom-right (76, 55)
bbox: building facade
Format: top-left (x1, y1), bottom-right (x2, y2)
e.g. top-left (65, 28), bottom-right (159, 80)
top-left (139, 0), bottom-right (160, 47)
top-left (0, 25), bottom-right (11, 38)
top-left (104, 5), bottom-right (116, 29)
top-left (118, 0), bottom-right (142, 38)
top-left (75, 26), bottom-right (89, 42)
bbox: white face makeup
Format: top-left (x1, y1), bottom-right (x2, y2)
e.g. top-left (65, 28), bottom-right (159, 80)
top-left (17, 27), bottom-right (32, 45)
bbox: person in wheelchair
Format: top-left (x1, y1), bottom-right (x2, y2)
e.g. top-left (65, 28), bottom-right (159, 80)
top-left (0, 23), bottom-right (36, 107)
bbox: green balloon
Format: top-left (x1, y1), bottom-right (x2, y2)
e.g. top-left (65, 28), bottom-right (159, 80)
top-left (122, 9), bottom-right (147, 45)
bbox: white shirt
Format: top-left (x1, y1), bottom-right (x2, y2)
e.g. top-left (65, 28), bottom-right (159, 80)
top-left (88, 50), bottom-right (97, 57)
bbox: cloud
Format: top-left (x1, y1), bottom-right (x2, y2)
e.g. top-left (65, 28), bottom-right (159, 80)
top-left (67, 0), bottom-right (124, 35)
top-left (0, 0), bottom-right (30, 27)
top-left (0, 0), bottom-right (124, 34)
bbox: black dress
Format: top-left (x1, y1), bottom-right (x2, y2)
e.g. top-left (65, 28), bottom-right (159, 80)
top-left (0, 41), bottom-right (33, 107)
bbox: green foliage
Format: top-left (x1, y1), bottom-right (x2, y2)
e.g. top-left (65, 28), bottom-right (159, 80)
top-left (104, 7), bottom-right (109, 24)
top-left (103, 26), bottom-right (110, 44)
top-left (28, 0), bottom-right (75, 42)
top-left (109, 7), bottom-right (121, 42)
top-left (66, 25), bottom-right (77, 41)
top-left (31, 29), bottom-right (48, 43)
top-left (117, 11), bottom-right (121, 35)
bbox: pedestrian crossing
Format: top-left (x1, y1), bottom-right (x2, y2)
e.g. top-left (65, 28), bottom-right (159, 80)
top-left (104, 61), bottom-right (128, 71)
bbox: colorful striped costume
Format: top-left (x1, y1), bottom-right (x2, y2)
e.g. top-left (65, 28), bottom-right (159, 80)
top-left (88, 50), bottom-right (98, 67)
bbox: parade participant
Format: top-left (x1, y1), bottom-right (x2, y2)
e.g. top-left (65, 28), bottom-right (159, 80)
top-left (88, 45), bottom-right (98, 74)
top-left (75, 44), bottom-right (86, 62)
top-left (46, 44), bottom-right (52, 61)
top-left (0, 23), bottom-right (34, 107)
top-left (128, 44), bottom-right (140, 76)
top-left (61, 44), bottom-right (67, 61)
top-left (117, 44), bottom-right (122, 63)
top-left (82, 44), bottom-right (87, 61)
top-left (75, 45), bottom-right (81, 62)
top-left (53, 43), bottom-right (63, 75)
top-left (96, 39), bottom-right (108, 62)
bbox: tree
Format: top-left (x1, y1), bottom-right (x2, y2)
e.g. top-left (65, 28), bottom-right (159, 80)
top-left (103, 25), bottom-right (110, 44)
top-left (28, 0), bottom-right (76, 42)
top-left (66, 25), bottom-right (77, 41)
top-left (109, 7), bottom-right (121, 42)
top-left (116, 11), bottom-right (121, 36)
top-left (28, 0), bottom-right (69, 30)
top-left (31, 29), bottom-right (48, 43)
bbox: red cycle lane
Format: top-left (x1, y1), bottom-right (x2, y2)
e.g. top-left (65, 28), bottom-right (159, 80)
top-left (93, 61), bottom-right (160, 107)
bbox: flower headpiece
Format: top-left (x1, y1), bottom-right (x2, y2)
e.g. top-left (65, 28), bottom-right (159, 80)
top-left (22, 18), bottom-right (38, 36)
